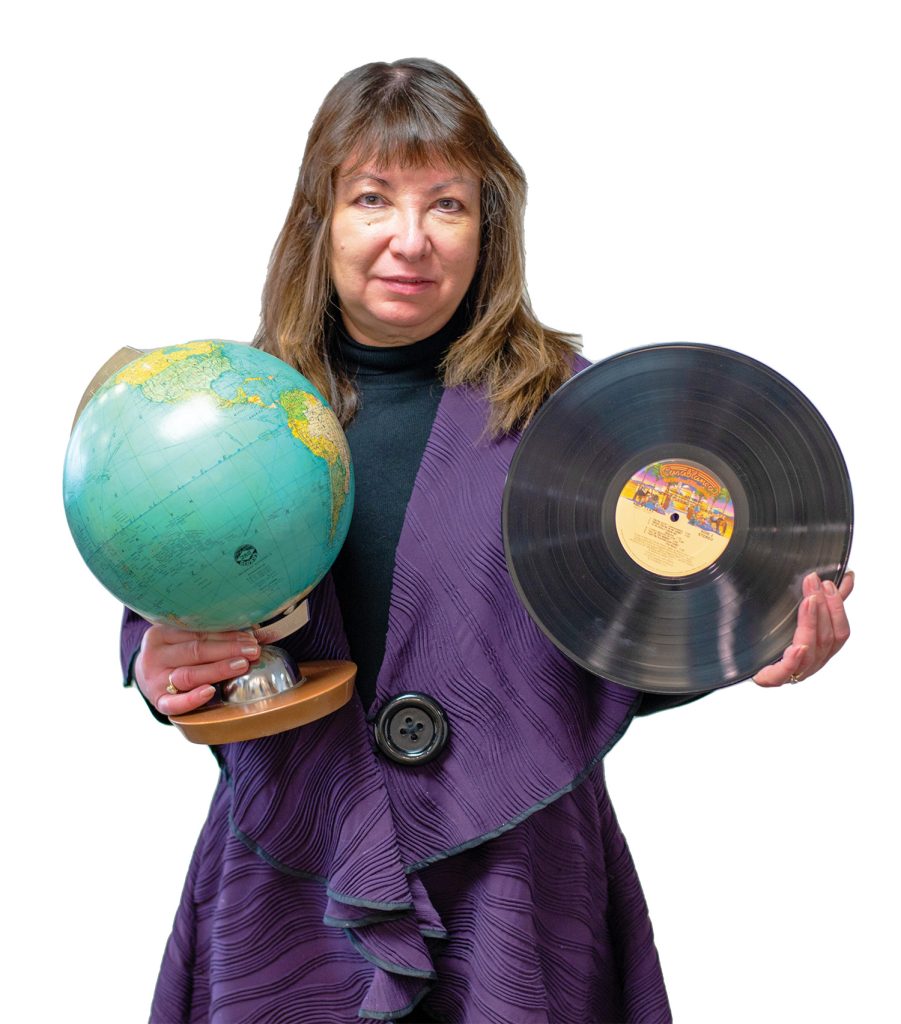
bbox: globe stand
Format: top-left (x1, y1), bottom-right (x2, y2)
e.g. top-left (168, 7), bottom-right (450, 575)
top-left (170, 653), bottom-right (357, 745)
top-left (167, 600), bottom-right (357, 744)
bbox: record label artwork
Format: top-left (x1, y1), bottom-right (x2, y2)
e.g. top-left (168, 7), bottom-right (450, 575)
top-left (502, 343), bottom-right (853, 695)
top-left (615, 459), bottom-right (734, 577)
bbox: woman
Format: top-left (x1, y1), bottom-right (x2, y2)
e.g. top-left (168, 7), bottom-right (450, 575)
top-left (123, 59), bottom-right (852, 1023)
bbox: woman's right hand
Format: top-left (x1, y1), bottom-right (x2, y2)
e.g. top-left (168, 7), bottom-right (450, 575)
top-left (134, 625), bottom-right (261, 717)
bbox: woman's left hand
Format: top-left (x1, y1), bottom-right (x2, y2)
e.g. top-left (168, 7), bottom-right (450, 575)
top-left (753, 571), bottom-right (854, 687)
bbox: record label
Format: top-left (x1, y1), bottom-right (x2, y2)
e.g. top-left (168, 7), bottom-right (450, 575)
top-left (614, 458), bottom-right (734, 577)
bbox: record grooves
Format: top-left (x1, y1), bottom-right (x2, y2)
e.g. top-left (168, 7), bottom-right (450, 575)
top-left (502, 343), bottom-right (853, 694)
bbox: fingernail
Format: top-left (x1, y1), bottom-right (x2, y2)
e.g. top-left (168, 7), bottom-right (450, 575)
top-left (157, 696), bottom-right (172, 714)
top-left (808, 573), bottom-right (821, 591)
top-left (240, 644), bottom-right (259, 657)
top-left (230, 658), bottom-right (250, 671)
top-left (237, 631), bottom-right (256, 641)
top-left (823, 580), bottom-right (836, 595)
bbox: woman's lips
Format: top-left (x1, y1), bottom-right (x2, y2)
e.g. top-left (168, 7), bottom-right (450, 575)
top-left (377, 276), bottom-right (436, 295)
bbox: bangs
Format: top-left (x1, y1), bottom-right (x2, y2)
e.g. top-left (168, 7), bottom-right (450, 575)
top-left (338, 88), bottom-right (481, 175)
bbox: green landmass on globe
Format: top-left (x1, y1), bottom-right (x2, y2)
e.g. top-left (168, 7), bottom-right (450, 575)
top-left (64, 340), bottom-right (354, 632)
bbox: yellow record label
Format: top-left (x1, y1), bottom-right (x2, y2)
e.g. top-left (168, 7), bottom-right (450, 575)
top-left (615, 459), bottom-right (734, 577)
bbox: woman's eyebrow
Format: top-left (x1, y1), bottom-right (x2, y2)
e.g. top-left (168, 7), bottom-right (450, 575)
top-left (343, 173), bottom-right (390, 187)
top-left (429, 177), bottom-right (476, 192)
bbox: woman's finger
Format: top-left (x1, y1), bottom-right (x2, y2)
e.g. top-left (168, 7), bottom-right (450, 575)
top-left (801, 571), bottom-right (821, 599)
top-left (838, 570), bottom-right (855, 601)
top-left (789, 593), bottom-right (830, 679)
top-left (148, 625), bottom-right (260, 646)
top-left (753, 642), bottom-right (807, 687)
top-left (822, 579), bottom-right (851, 653)
top-left (166, 656), bottom-right (253, 693)
top-left (159, 635), bottom-right (260, 672)
top-left (790, 594), bottom-right (819, 652)
top-left (157, 684), bottom-right (218, 717)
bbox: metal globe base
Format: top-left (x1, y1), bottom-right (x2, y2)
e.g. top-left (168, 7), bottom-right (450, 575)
top-left (169, 654), bottom-right (356, 745)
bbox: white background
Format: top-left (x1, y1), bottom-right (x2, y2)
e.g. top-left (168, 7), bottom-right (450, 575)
top-left (4, 2), bottom-right (898, 1021)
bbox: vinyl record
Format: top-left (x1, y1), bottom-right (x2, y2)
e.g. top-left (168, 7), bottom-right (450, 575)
top-left (502, 343), bottom-right (853, 694)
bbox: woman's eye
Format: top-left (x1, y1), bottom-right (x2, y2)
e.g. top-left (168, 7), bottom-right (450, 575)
top-left (435, 198), bottom-right (462, 212)
top-left (356, 194), bottom-right (384, 208)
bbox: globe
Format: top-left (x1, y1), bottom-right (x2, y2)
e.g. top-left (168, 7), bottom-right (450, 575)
top-left (64, 340), bottom-right (354, 633)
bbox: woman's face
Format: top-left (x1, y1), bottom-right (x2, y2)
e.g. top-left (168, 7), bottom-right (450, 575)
top-left (330, 158), bottom-right (480, 347)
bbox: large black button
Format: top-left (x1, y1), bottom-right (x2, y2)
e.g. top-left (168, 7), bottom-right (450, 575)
top-left (373, 693), bottom-right (449, 765)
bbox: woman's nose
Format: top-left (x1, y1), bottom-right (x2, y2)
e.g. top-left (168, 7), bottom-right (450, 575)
top-left (388, 208), bottom-right (430, 261)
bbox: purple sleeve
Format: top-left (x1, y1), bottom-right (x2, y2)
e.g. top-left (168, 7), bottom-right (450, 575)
top-left (119, 606), bottom-right (172, 724)
top-left (120, 606), bottom-right (152, 683)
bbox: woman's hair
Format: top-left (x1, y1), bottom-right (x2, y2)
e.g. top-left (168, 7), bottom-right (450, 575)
top-left (253, 57), bottom-right (578, 435)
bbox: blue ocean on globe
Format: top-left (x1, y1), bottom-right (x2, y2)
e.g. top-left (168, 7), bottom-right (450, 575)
top-left (64, 340), bottom-right (354, 631)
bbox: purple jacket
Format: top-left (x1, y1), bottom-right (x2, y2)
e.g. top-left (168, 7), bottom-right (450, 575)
top-left (122, 383), bottom-right (671, 1023)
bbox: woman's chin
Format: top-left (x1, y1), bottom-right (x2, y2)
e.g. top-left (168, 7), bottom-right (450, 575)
top-left (343, 307), bottom-right (452, 347)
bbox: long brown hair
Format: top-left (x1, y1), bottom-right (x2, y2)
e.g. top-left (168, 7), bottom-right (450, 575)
top-left (254, 58), bottom-right (578, 435)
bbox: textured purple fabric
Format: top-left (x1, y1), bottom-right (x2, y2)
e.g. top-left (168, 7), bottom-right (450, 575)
top-left (129, 383), bottom-right (671, 1023)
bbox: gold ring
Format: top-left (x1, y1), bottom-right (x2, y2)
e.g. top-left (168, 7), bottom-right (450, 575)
top-left (789, 673), bottom-right (802, 684)
top-left (166, 674), bottom-right (181, 695)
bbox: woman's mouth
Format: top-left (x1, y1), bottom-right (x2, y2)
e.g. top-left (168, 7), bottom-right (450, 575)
top-left (378, 276), bottom-right (435, 295)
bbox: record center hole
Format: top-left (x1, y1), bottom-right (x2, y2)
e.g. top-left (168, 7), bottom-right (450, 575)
top-left (670, 513), bottom-right (680, 522)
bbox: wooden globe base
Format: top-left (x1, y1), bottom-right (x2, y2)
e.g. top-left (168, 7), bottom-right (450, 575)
top-left (170, 660), bottom-right (356, 745)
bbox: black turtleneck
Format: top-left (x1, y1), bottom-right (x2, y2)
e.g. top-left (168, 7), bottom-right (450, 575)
top-left (330, 307), bottom-right (467, 710)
